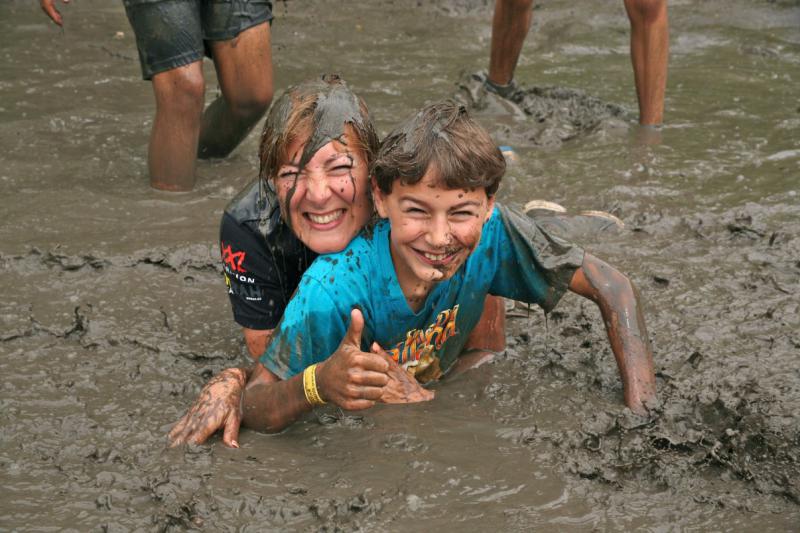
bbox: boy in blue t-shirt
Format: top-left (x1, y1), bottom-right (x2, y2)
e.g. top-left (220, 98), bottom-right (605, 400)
top-left (235, 101), bottom-right (656, 434)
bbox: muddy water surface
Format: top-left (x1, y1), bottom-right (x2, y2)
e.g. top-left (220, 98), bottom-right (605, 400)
top-left (1, 0), bottom-right (799, 530)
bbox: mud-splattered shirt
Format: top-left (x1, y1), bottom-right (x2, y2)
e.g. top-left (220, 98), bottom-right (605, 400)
top-left (220, 178), bottom-right (317, 330)
top-left (260, 204), bottom-right (585, 380)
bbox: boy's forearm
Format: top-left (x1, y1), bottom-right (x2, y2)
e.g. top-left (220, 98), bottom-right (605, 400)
top-left (599, 285), bottom-right (656, 411)
top-left (241, 364), bottom-right (313, 433)
top-left (569, 254), bottom-right (657, 412)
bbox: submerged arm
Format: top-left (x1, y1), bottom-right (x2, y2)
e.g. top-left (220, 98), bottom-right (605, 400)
top-left (568, 253), bottom-right (656, 413)
top-left (168, 366), bottom-right (252, 448)
top-left (167, 327), bottom-right (274, 445)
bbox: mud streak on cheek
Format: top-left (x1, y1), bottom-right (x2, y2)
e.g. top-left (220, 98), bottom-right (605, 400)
top-left (282, 173), bottom-right (301, 232)
top-left (345, 152), bottom-right (356, 203)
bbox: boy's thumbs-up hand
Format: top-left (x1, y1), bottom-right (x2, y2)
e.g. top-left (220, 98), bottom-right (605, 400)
top-left (316, 308), bottom-right (391, 411)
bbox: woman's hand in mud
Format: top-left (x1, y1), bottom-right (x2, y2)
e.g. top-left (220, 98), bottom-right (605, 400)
top-left (168, 367), bottom-right (248, 448)
top-left (370, 342), bottom-right (435, 404)
top-left (40, 0), bottom-right (69, 26)
top-left (315, 309), bottom-right (390, 410)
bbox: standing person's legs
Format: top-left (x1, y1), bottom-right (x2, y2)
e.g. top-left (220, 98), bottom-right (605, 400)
top-left (624, 0), bottom-right (669, 125)
top-left (200, 21), bottom-right (274, 159)
top-left (125, 0), bottom-right (207, 191)
top-left (488, 0), bottom-right (534, 89)
top-left (125, 1), bottom-right (273, 191)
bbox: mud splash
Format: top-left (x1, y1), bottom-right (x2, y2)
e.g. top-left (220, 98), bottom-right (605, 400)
top-left (455, 71), bottom-right (629, 148)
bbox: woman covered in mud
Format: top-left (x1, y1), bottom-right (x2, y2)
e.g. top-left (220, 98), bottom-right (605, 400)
top-left (169, 75), bottom-right (506, 447)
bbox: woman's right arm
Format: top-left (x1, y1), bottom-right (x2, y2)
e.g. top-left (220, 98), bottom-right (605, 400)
top-left (242, 327), bottom-right (273, 359)
top-left (220, 209), bottom-right (291, 354)
top-left (168, 366), bottom-right (252, 448)
top-left (168, 210), bottom-right (283, 446)
top-left (169, 309), bottom-right (401, 444)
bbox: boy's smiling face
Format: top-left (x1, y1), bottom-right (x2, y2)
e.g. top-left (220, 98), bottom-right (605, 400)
top-left (374, 166), bottom-right (495, 306)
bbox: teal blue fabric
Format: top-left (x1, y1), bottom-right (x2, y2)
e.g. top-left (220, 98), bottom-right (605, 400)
top-left (260, 204), bottom-right (584, 379)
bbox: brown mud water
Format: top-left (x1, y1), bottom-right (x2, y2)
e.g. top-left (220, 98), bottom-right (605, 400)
top-left (1, 0), bottom-right (799, 530)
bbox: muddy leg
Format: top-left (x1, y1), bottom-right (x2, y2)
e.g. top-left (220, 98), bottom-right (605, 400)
top-left (624, 0), bottom-right (669, 125)
top-left (200, 22), bottom-right (274, 159)
top-left (488, 0), bottom-right (534, 87)
top-left (149, 62), bottom-right (205, 191)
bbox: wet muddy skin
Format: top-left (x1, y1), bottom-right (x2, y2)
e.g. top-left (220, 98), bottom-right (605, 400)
top-left (1, 0), bottom-right (799, 530)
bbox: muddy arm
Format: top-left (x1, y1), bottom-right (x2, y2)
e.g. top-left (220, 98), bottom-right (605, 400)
top-left (168, 366), bottom-right (253, 448)
top-left (567, 253), bottom-right (657, 413)
top-left (174, 308), bottom-right (427, 440)
top-left (168, 327), bottom-right (273, 445)
top-left (242, 327), bottom-right (273, 359)
top-left (448, 294), bottom-right (506, 375)
top-left (40, 0), bottom-right (69, 26)
top-left (170, 349), bottom-right (379, 444)
top-left (241, 362), bottom-right (313, 432)
top-left (243, 309), bottom-right (397, 432)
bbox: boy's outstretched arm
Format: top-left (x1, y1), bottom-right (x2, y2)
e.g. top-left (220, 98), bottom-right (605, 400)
top-left (567, 253), bottom-right (657, 413)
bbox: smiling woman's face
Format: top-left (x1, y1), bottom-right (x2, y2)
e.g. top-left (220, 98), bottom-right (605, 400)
top-left (273, 131), bottom-right (372, 254)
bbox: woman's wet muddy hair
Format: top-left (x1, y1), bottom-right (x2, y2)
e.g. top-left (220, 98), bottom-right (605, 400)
top-left (372, 101), bottom-right (505, 196)
top-left (258, 74), bottom-right (379, 181)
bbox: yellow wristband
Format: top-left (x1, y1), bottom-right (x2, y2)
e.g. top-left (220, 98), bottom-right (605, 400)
top-left (303, 363), bottom-right (326, 406)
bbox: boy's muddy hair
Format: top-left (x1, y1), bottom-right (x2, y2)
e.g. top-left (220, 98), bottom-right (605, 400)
top-left (373, 101), bottom-right (505, 196)
top-left (258, 74), bottom-right (379, 181)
